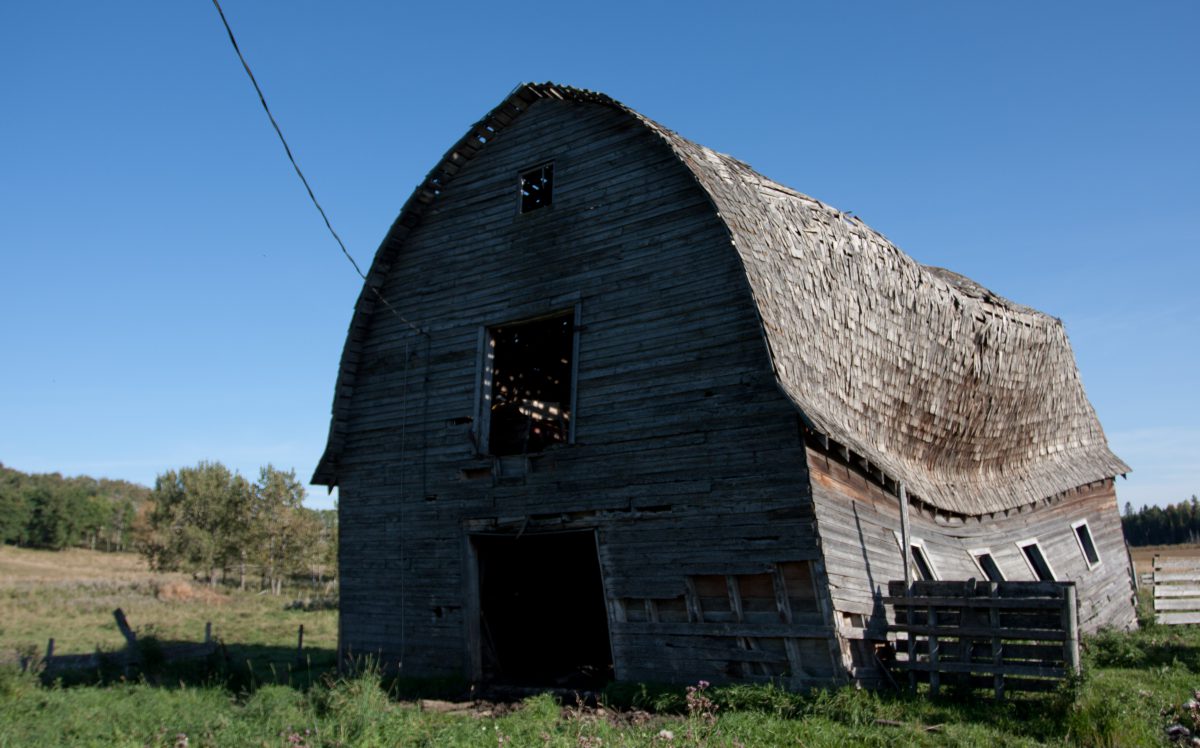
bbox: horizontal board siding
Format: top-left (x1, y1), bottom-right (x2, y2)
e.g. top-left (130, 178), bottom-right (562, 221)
top-left (335, 99), bottom-right (837, 683)
top-left (806, 446), bottom-right (1136, 679)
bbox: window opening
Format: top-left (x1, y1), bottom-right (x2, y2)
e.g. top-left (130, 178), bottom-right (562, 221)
top-left (519, 163), bottom-right (553, 213)
top-left (969, 549), bottom-right (1005, 582)
top-left (485, 313), bottom-right (573, 456)
top-left (1017, 539), bottom-right (1056, 581)
top-left (911, 543), bottom-right (937, 581)
top-left (1072, 520), bottom-right (1102, 569)
top-left (893, 532), bottom-right (938, 581)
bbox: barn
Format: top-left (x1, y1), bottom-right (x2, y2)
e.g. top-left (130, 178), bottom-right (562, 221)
top-left (313, 82), bottom-right (1137, 688)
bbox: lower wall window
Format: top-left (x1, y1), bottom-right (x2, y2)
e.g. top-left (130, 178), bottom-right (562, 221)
top-left (893, 532), bottom-right (939, 581)
top-left (1017, 539), bottom-right (1057, 582)
top-left (1072, 519), bottom-right (1102, 570)
top-left (969, 548), bottom-right (1006, 582)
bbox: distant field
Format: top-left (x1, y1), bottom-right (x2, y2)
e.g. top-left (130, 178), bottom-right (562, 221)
top-left (1128, 543), bottom-right (1200, 575)
top-left (0, 546), bottom-right (336, 659)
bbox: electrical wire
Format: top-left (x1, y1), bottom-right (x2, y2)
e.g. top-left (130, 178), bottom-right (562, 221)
top-left (210, 0), bottom-right (425, 337)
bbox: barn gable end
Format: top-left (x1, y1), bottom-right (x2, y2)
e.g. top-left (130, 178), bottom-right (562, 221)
top-left (325, 92), bottom-right (843, 685)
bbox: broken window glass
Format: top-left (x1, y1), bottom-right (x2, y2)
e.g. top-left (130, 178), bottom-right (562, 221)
top-left (519, 163), bottom-right (554, 213)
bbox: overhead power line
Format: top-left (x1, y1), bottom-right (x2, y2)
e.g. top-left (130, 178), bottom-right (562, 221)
top-left (210, 0), bottom-right (424, 336)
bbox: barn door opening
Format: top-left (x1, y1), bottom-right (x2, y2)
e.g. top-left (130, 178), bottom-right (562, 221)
top-left (472, 530), bottom-right (613, 687)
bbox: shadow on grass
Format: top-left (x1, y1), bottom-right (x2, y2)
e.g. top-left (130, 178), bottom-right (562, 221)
top-left (41, 640), bottom-right (470, 702)
top-left (44, 641), bottom-right (337, 693)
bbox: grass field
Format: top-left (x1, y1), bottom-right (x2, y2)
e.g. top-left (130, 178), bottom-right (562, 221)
top-left (2, 546), bottom-right (1200, 746)
top-left (0, 546), bottom-right (336, 661)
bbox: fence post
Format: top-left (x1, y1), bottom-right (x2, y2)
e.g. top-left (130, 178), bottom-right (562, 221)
top-left (928, 603), bottom-right (940, 696)
top-left (113, 609), bottom-right (137, 648)
top-left (1063, 584), bottom-right (1080, 676)
top-left (205, 622), bottom-right (212, 644)
top-left (296, 624), bottom-right (304, 663)
top-left (989, 583), bottom-right (1004, 700)
top-left (45, 638), bottom-right (54, 660)
top-left (899, 484), bottom-right (915, 692)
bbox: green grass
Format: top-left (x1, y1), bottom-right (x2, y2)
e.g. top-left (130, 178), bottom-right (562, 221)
top-left (1, 547), bottom-right (1196, 746)
top-left (0, 546), bottom-right (336, 659)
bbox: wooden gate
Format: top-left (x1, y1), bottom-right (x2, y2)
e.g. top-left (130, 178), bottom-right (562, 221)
top-left (1153, 556), bottom-right (1200, 625)
top-left (886, 580), bottom-right (1080, 698)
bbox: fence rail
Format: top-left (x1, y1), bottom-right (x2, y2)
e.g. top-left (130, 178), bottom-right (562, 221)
top-left (886, 579), bottom-right (1080, 699)
top-left (19, 609), bottom-right (221, 675)
top-left (1153, 557), bottom-right (1200, 625)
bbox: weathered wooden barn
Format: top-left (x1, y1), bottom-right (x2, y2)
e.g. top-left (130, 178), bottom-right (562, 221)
top-left (313, 82), bottom-right (1137, 688)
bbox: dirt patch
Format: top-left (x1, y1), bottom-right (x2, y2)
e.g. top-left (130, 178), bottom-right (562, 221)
top-left (154, 580), bottom-right (228, 605)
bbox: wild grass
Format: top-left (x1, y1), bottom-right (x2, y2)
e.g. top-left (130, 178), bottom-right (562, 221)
top-left (1, 546), bottom-right (1198, 746)
top-left (0, 546), bottom-right (335, 661)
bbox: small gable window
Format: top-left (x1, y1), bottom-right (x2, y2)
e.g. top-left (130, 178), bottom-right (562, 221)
top-left (1072, 520), bottom-right (1102, 569)
top-left (1017, 539), bottom-right (1057, 582)
top-left (519, 163), bottom-right (554, 213)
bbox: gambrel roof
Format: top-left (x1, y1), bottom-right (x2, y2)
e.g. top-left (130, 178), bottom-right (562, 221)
top-left (314, 82), bottom-right (1128, 516)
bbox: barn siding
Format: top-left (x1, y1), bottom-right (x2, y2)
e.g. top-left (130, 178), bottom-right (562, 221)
top-left (806, 447), bottom-right (1137, 678)
top-left (336, 99), bottom-right (840, 683)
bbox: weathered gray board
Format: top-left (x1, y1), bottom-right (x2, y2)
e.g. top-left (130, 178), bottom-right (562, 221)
top-left (807, 447), bottom-right (1136, 682)
top-left (1153, 557), bottom-right (1200, 625)
top-left (331, 97), bottom-right (844, 685)
top-left (887, 580), bottom-right (1080, 699)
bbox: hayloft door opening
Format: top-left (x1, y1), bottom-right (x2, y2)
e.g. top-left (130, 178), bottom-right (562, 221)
top-left (481, 312), bottom-right (576, 457)
top-left (471, 531), bottom-right (613, 687)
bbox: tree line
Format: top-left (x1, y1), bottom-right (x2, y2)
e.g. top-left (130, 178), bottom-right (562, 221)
top-left (1, 461), bottom-right (337, 595)
top-left (0, 463), bottom-right (150, 551)
top-left (1123, 495), bottom-right (1200, 546)
top-left (141, 462), bottom-right (336, 594)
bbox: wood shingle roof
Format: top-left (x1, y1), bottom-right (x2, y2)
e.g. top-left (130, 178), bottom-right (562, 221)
top-left (314, 82), bottom-right (1128, 516)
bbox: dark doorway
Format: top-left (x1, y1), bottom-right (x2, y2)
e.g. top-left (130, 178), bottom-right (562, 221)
top-left (473, 531), bottom-right (613, 687)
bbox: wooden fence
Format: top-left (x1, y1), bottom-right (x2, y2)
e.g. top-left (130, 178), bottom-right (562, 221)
top-left (886, 580), bottom-right (1080, 699)
top-left (1152, 556), bottom-right (1200, 625)
top-left (20, 609), bottom-right (222, 675)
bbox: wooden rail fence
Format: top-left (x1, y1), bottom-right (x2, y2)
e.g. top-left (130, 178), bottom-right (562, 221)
top-left (1152, 556), bottom-right (1200, 625)
top-left (20, 609), bottom-right (219, 675)
top-left (886, 580), bottom-right (1080, 699)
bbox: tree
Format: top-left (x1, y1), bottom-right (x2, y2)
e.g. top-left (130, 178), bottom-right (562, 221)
top-left (252, 465), bottom-right (307, 595)
top-left (143, 462), bottom-right (251, 585)
top-left (1123, 495), bottom-right (1200, 547)
top-left (0, 481), bottom-right (32, 545)
top-left (0, 463), bottom-right (153, 551)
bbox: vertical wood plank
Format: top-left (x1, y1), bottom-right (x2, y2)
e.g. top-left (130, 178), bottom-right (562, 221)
top-left (928, 603), bottom-right (940, 696)
top-left (1064, 584), bottom-right (1081, 675)
top-left (807, 558), bottom-right (845, 682)
top-left (726, 575), bottom-right (745, 622)
top-left (684, 577), bottom-right (704, 623)
top-left (990, 583), bottom-right (1004, 700)
top-left (770, 566), bottom-right (805, 680)
top-left (644, 599), bottom-right (658, 623)
top-left (899, 484), bottom-right (915, 692)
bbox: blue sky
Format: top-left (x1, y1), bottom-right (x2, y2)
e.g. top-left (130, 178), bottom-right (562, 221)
top-left (1, 1), bottom-right (1196, 511)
